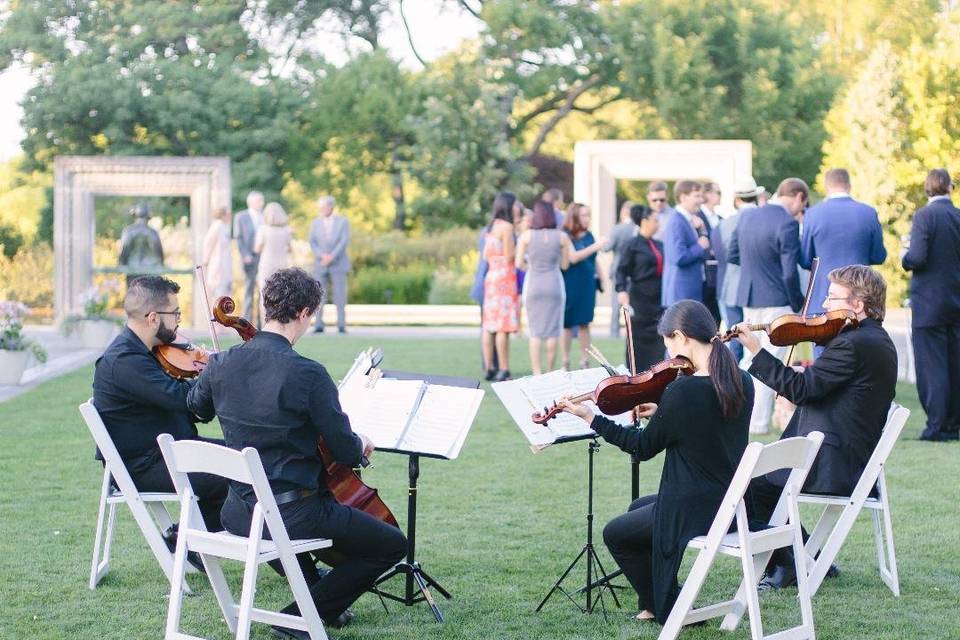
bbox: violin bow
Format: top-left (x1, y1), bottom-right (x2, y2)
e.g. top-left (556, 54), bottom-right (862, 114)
top-left (782, 256), bottom-right (819, 368)
top-left (195, 264), bottom-right (222, 353)
top-left (586, 344), bottom-right (618, 376)
top-left (623, 305), bottom-right (641, 427)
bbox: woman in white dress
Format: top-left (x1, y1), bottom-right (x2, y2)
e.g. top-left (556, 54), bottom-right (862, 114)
top-left (202, 206), bottom-right (233, 298)
top-left (254, 202), bottom-right (293, 317)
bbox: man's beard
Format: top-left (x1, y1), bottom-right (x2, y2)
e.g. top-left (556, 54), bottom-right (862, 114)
top-left (156, 321), bottom-right (178, 345)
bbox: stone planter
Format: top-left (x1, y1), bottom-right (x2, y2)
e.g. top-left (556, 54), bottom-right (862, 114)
top-left (78, 319), bottom-right (119, 350)
top-left (0, 349), bottom-right (31, 385)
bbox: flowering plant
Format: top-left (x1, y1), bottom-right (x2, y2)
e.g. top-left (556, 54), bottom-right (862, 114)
top-left (63, 279), bottom-right (124, 334)
top-left (79, 278), bottom-right (123, 319)
top-left (0, 301), bottom-right (47, 362)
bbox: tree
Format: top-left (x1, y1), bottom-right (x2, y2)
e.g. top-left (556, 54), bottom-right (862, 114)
top-left (289, 51), bottom-right (420, 230)
top-left (1, 1), bottom-right (302, 207)
top-left (818, 10), bottom-right (960, 305)
top-left (407, 52), bottom-right (536, 228)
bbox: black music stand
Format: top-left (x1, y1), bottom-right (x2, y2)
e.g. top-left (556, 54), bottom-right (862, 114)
top-left (372, 369), bottom-right (479, 623)
top-left (536, 436), bottom-right (622, 618)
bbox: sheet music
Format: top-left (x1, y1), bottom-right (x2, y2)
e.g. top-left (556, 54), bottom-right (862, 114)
top-left (495, 366), bottom-right (636, 451)
top-left (338, 377), bottom-right (426, 449)
top-left (397, 384), bottom-right (484, 459)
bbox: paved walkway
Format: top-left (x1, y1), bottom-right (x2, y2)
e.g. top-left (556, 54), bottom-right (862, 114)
top-left (0, 308), bottom-right (916, 403)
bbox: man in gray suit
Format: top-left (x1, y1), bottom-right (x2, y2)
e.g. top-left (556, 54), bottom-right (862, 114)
top-left (607, 200), bottom-right (637, 337)
top-left (233, 191), bottom-right (264, 325)
top-left (310, 195), bottom-right (352, 333)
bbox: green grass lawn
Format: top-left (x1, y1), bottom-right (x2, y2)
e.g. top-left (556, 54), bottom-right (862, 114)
top-left (1, 335), bottom-right (958, 639)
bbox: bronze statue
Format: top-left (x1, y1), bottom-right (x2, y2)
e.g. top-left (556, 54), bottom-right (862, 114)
top-left (118, 203), bottom-right (164, 285)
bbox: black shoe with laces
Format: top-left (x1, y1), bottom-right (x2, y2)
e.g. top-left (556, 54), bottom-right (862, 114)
top-left (757, 564), bottom-right (797, 592)
top-left (161, 525), bottom-right (206, 574)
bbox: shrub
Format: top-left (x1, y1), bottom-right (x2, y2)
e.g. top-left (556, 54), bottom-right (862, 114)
top-left (0, 244), bottom-right (54, 317)
top-left (348, 264), bottom-right (434, 304)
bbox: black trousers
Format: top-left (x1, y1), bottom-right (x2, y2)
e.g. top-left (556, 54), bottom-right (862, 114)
top-left (912, 323), bottom-right (960, 438)
top-left (221, 490), bottom-right (407, 623)
top-left (748, 475), bottom-right (810, 570)
top-left (603, 494), bottom-right (658, 611)
top-left (126, 437), bottom-right (228, 532)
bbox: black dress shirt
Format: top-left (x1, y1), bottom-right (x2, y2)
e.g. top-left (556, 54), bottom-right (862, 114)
top-left (93, 327), bottom-right (198, 463)
top-left (187, 331), bottom-right (363, 497)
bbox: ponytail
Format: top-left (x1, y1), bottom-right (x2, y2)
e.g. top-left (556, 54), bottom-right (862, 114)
top-left (659, 300), bottom-right (746, 419)
top-left (708, 336), bottom-right (745, 419)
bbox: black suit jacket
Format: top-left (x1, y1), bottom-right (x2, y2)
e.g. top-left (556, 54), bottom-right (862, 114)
top-left (748, 318), bottom-right (897, 495)
top-left (901, 197), bottom-right (960, 328)
top-left (728, 203), bottom-right (804, 311)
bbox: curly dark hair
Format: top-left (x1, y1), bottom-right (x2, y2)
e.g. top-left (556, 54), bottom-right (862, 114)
top-left (262, 268), bottom-right (324, 323)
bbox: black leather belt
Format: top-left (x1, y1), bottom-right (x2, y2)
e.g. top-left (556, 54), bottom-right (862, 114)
top-left (273, 488), bottom-right (317, 505)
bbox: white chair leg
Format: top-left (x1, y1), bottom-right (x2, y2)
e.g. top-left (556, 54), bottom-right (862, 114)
top-left (719, 549), bottom-right (771, 632)
top-left (89, 470), bottom-right (114, 589)
top-left (235, 516), bottom-right (265, 640)
top-left (873, 504), bottom-right (901, 596)
top-left (204, 555), bottom-right (240, 633)
top-left (279, 550), bottom-right (328, 640)
top-left (807, 503), bottom-right (862, 597)
top-left (790, 501), bottom-right (816, 638)
top-left (657, 548), bottom-right (718, 640)
top-left (739, 549), bottom-right (764, 640)
top-left (803, 504), bottom-right (842, 559)
top-left (164, 494), bottom-right (194, 640)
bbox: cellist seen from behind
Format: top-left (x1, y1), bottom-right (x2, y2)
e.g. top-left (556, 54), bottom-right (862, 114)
top-left (187, 267), bottom-right (406, 637)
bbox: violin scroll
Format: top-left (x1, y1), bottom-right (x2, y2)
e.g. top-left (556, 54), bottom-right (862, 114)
top-left (213, 296), bottom-right (258, 342)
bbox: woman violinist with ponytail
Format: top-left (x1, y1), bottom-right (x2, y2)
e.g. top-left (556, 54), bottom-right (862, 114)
top-left (558, 300), bottom-right (754, 625)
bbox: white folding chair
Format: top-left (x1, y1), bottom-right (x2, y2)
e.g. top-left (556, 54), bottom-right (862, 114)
top-left (157, 433), bottom-right (332, 640)
top-left (79, 399), bottom-right (196, 590)
top-left (659, 431), bottom-right (824, 640)
top-left (799, 404), bottom-right (909, 597)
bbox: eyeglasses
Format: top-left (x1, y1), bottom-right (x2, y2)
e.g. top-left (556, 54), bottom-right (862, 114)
top-left (147, 309), bottom-right (182, 320)
top-left (823, 296), bottom-right (850, 303)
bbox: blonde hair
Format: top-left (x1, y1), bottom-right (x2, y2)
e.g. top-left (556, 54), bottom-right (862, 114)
top-left (827, 265), bottom-right (886, 321)
top-left (263, 202), bottom-right (288, 226)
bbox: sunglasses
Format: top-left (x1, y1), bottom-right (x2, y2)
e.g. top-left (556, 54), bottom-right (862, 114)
top-left (649, 198), bottom-right (666, 203)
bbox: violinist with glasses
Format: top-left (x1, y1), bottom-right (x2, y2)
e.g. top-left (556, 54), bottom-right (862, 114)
top-left (729, 264), bottom-right (898, 590)
top-left (558, 300), bottom-right (754, 624)
top-left (92, 275), bottom-right (228, 543)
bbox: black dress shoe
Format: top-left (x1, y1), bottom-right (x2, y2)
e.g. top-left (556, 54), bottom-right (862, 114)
top-left (270, 609), bottom-right (353, 638)
top-left (757, 564), bottom-right (797, 591)
top-left (162, 525), bottom-right (205, 573)
top-left (326, 609), bottom-right (355, 629)
top-left (313, 326), bottom-right (324, 333)
top-left (492, 369), bottom-right (511, 382)
top-left (919, 431), bottom-right (959, 442)
top-left (483, 368), bottom-right (497, 381)
top-left (825, 563), bottom-right (841, 579)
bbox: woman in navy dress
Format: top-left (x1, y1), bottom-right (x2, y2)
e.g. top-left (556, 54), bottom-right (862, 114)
top-left (561, 203), bottom-right (606, 369)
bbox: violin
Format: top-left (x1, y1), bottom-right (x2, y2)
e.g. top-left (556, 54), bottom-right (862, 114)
top-left (211, 297), bottom-right (400, 548)
top-left (532, 356), bottom-right (694, 425)
top-left (721, 309), bottom-right (859, 347)
top-left (153, 338), bottom-right (210, 379)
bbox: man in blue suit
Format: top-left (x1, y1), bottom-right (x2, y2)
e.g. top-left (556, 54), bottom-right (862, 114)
top-left (729, 178), bottom-right (808, 433)
top-left (661, 180), bottom-right (710, 306)
top-left (801, 168), bottom-right (886, 356)
top-left (902, 169), bottom-right (960, 442)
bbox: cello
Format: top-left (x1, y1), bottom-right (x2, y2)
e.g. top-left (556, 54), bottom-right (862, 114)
top-left (212, 296), bottom-right (399, 532)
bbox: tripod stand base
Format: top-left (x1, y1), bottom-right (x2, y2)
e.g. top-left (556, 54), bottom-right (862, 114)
top-left (375, 561), bottom-right (451, 622)
top-left (536, 543), bottom-right (621, 616)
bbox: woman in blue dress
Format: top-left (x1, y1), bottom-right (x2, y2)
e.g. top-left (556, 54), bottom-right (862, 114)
top-left (561, 203), bottom-right (606, 369)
